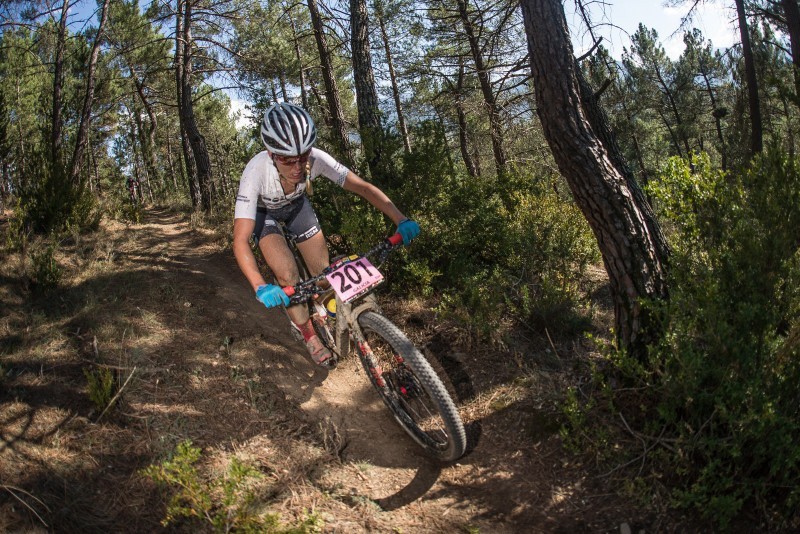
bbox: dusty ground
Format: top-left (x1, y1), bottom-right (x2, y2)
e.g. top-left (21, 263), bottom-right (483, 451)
top-left (1, 207), bottom-right (679, 532)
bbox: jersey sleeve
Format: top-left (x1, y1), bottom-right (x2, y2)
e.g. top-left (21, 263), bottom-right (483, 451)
top-left (309, 148), bottom-right (349, 187)
top-left (234, 156), bottom-right (262, 219)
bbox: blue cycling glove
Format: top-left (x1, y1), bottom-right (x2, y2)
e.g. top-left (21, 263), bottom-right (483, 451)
top-left (255, 284), bottom-right (290, 308)
top-left (397, 219), bottom-right (420, 245)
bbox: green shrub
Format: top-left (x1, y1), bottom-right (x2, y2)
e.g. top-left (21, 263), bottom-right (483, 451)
top-left (121, 202), bottom-right (142, 224)
top-left (15, 160), bottom-right (101, 236)
top-left (84, 366), bottom-right (116, 412)
top-left (410, 166), bottom-right (598, 340)
top-left (29, 243), bottom-right (63, 292)
top-left (572, 150), bottom-right (800, 528)
top-left (310, 120), bottom-right (599, 342)
top-left (142, 441), bottom-right (323, 532)
top-left (4, 199), bottom-right (29, 252)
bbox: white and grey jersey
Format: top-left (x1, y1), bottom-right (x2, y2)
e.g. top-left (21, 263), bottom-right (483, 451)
top-left (234, 148), bottom-right (349, 218)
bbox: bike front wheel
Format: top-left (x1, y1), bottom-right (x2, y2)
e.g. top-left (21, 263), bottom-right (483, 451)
top-left (356, 311), bottom-right (467, 461)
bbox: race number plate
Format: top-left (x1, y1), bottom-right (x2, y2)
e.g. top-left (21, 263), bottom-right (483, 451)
top-left (326, 257), bottom-right (384, 303)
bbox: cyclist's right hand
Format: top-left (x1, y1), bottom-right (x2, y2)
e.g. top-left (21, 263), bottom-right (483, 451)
top-left (255, 284), bottom-right (290, 308)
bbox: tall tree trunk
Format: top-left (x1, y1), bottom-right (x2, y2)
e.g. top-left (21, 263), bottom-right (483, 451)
top-left (288, 11), bottom-right (309, 110)
top-left (165, 132), bottom-right (179, 191)
top-left (69, 0), bottom-right (110, 185)
top-left (175, 0), bottom-right (201, 208)
top-left (782, 0), bottom-right (800, 103)
top-left (51, 0), bottom-right (70, 165)
top-left (132, 98), bottom-right (155, 201)
top-left (270, 82), bottom-right (279, 105)
top-left (521, 0), bottom-right (669, 359)
top-left (133, 78), bottom-right (160, 189)
top-left (89, 134), bottom-right (101, 194)
top-left (654, 65), bottom-right (692, 157)
top-left (279, 74), bottom-right (288, 101)
top-left (699, 68), bottom-right (727, 169)
top-left (456, 62), bottom-right (480, 178)
top-left (735, 0), bottom-right (763, 155)
top-left (456, 0), bottom-right (506, 178)
top-left (351, 0), bottom-right (382, 179)
top-left (376, 10), bottom-right (411, 154)
top-left (308, 0), bottom-right (354, 165)
top-left (432, 106), bottom-right (456, 173)
top-left (14, 79), bottom-right (27, 186)
top-left (180, 0), bottom-right (213, 212)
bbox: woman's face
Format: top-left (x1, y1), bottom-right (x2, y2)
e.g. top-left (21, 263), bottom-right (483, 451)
top-left (273, 151), bottom-right (311, 183)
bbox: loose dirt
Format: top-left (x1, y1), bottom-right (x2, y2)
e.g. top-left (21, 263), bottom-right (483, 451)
top-left (1, 207), bottom-right (674, 532)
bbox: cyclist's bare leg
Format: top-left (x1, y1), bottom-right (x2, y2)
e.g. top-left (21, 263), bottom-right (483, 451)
top-left (296, 230), bottom-right (331, 279)
top-left (257, 233), bottom-right (307, 325)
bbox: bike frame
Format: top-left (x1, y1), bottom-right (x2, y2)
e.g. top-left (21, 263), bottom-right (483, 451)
top-left (280, 229), bottom-right (403, 362)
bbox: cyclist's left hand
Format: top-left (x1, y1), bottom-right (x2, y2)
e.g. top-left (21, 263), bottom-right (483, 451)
top-left (397, 219), bottom-right (420, 245)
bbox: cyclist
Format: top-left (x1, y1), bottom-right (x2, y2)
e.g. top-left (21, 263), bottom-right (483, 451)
top-left (232, 102), bottom-right (420, 366)
top-left (126, 176), bottom-right (139, 204)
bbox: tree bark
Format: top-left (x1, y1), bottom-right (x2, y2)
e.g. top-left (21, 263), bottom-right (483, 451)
top-left (175, 0), bottom-right (201, 208)
top-left (308, 0), bottom-right (354, 165)
top-left (521, 0), bottom-right (669, 358)
top-left (288, 11), bottom-right (309, 110)
top-left (699, 68), bottom-right (727, 169)
top-left (456, 62), bottom-right (480, 178)
top-left (132, 98), bottom-right (155, 201)
top-left (165, 131), bottom-right (179, 191)
top-left (376, 10), bottom-right (411, 154)
top-left (782, 0), bottom-right (800, 103)
top-left (456, 0), bottom-right (507, 178)
top-left (735, 0), bottom-right (763, 155)
top-left (50, 0), bottom-right (70, 165)
top-left (69, 0), bottom-right (110, 185)
top-left (133, 77), bottom-right (160, 190)
top-left (181, 0), bottom-right (214, 212)
top-left (654, 64), bottom-right (692, 157)
top-left (350, 0), bottom-right (382, 179)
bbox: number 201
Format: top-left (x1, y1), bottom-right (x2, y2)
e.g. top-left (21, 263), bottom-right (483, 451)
top-left (330, 260), bottom-right (374, 293)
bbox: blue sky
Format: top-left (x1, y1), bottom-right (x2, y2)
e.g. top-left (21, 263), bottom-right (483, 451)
top-left (568, 0), bottom-right (738, 59)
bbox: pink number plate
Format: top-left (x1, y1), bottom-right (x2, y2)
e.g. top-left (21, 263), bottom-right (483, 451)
top-left (325, 257), bottom-right (384, 303)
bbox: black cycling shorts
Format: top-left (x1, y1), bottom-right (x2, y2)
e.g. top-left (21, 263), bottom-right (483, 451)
top-left (252, 195), bottom-right (321, 245)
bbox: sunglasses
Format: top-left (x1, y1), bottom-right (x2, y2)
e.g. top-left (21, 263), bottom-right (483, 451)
top-left (273, 151), bottom-right (311, 166)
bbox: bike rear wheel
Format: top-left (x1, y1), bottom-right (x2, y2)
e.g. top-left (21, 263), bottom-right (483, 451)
top-left (356, 311), bottom-right (466, 461)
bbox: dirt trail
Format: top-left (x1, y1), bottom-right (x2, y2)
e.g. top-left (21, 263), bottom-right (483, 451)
top-left (134, 208), bottom-right (650, 530)
top-left (1, 207), bottom-right (662, 532)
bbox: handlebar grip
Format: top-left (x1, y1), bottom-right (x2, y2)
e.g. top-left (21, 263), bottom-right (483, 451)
top-left (388, 233), bottom-right (403, 246)
top-left (282, 286), bottom-right (295, 297)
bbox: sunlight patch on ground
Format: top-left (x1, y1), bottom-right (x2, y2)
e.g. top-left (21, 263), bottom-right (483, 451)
top-left (130, 402), bottom-right (206, 417)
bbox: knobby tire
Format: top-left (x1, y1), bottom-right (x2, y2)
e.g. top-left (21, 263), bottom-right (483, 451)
top-left (356, 311), bottom-right (466, 461)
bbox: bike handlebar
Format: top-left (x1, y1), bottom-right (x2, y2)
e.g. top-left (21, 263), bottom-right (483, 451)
top-left (281, 232), bottom-right (405, 302)
top-left (387, 232), bottom-right (404, 247)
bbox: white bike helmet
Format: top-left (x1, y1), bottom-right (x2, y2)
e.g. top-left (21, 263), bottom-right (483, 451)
top-left (260, 103), bottom-right (317, 156)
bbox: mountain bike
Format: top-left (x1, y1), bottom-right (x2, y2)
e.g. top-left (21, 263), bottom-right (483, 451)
top-left (279, 228), bottom-right (468, 462)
